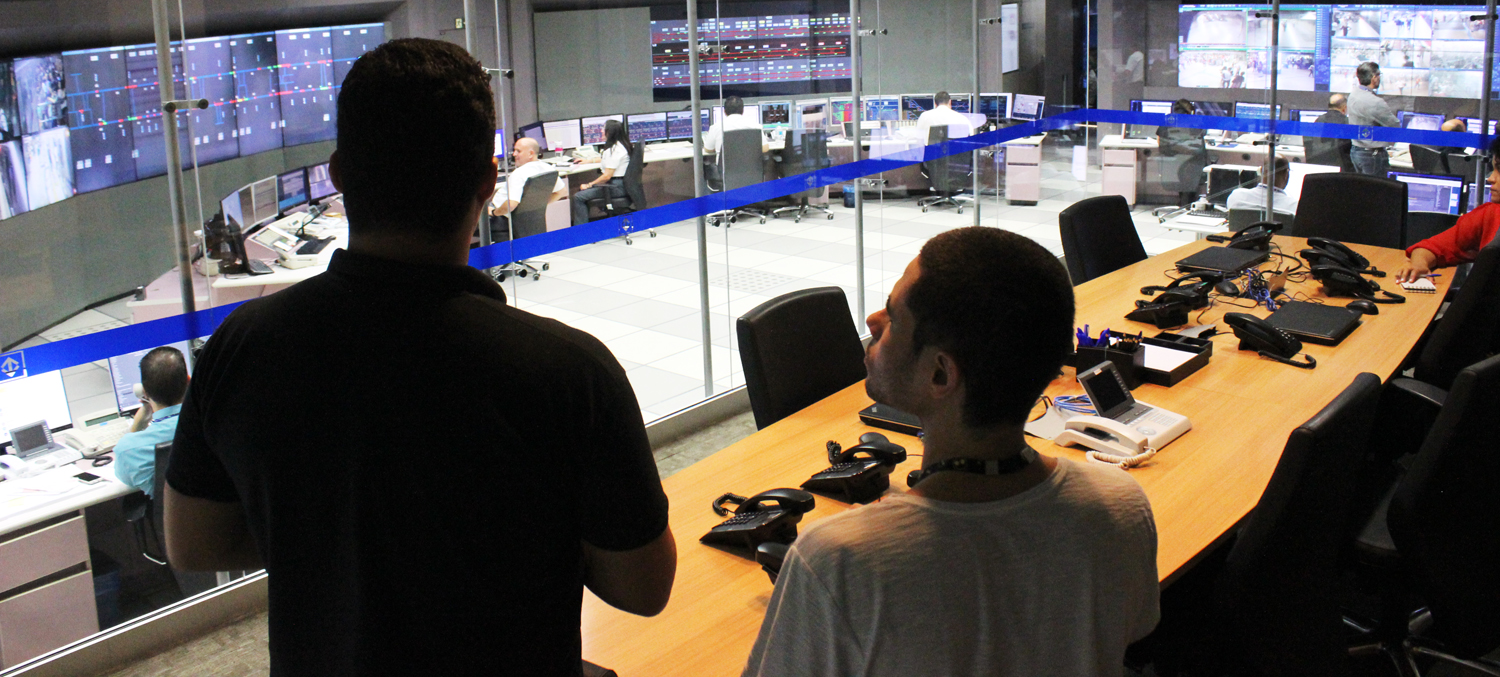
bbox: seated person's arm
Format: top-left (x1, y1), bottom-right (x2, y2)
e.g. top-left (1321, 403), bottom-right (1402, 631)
top-left (582, 525), bottom-right (676, 616)
top-left (582, 169), bottom-right (616, 191)
top-left (491, 199), bottom-right (519, 216)
top-left (1395, 247), bottom-right (1440, 283)
top-left (164, 483), bottom-right (263, 571)
top-left (1396, 209), bottom-right (1490, 281)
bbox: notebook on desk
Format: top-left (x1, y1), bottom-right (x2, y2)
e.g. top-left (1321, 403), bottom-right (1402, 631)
top-left (1266, 301), bottom-right (1361, 346)
top-left (1175, 247), bottom-right (1270, 274)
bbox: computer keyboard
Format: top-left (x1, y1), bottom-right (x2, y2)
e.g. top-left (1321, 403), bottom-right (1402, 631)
top-left (296, 237), bottom-right (334, 256)
top-left (1187, 208), bottom-right (1226, 219)
top-left (90, 417), bottom-right (133, 452)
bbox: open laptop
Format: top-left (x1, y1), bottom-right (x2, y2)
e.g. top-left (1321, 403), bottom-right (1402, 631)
top-left (6, 420), bottom-right (81, 467)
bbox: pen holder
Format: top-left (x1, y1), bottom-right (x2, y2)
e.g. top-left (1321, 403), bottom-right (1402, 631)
top-left (1073, 346), bottom-right (1143, 390)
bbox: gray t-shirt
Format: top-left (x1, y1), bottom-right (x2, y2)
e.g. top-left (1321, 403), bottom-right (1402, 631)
top-left (1347, 86), bottom-right (1399, 149)
top-left (743, 457), bottom-right (1160, 677)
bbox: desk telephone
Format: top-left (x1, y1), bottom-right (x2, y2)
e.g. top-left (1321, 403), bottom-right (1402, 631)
top-left (1053, 361), bottom-right (1190, 468)
top-left (1224, 312), bottom-right (1316, 369)
top-left (571, 147), bottom-right (601, 162)
top-left (699, 488), bottom-right (816, 551)
top-left (801, 433), bottom-right (908, 504)
top-left (1300, 237), bottom-right (1385, 277)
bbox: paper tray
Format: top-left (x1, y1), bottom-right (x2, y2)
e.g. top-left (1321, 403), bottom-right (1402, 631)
top-left (1132, 333), bottom-right (1212, 387)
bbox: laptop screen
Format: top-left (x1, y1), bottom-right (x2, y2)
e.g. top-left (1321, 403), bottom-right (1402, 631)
top-left (9, 421), bottom-right (51, 457)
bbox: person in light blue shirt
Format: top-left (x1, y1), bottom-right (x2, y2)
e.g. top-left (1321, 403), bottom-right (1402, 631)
top-left (113, 347), bottom-right (189, 497)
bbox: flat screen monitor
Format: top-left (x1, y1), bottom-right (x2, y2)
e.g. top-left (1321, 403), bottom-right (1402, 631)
top-left (711, 104), bottom-right (762, 127)
top-left (494, 129), bottom-right (506, 157)
top-left (863, 96), bottom-right (900, 122)
top-left (1131, 99), bottom-right (1175, 115)
top-left (627, 112), bottom-right (669, 143)
top-left (978, 93), bottom-right (1012, 122)
top-left (901, 94), bottom-right (935, 121)
top-left (1286, 161), bottom-right (1339, 201)
top-left (1460, 118), bottom-right (1498, 136)
top-left (1294, 109), bottom-right (1325, 124)
top-left (1207, 166), bottom-right (1260, 207)
top-left (580, 115), bottom-right (623, 146)
top-left (1234, 102), bottom-right (1282, 120)
top-left (1011, 94), bottom-right (1045, 122)
top-left (307, 161), bottom-right (336, 202)
top-left (950, 94), bottom-right (972, 114)
top-left (249, 176), bottom-right (277, 226)
top-left (1389, 171), bottom-right (1467, 215)
top-left (795, 99), bottom-right (828, 130)
top-left (519, 121), bottom-right (547, 148)
top-left (221, 186), bottom-right (252, 232)
top-left (107, 341), bottom-right (193, 412)
top-left (0, 370), bottom-right (72, 446)
top-left (666, 111), bottom-right (695, 140)
top-left (1402, 112), bottom-right (1444, 131)
top-left (542, 119), bottom-right (583, 150)
top-left (1188, 101), bottom-right (1232, 117)
top-left (277, 167), bottom-right (308, 213)
top-left (760, 102), bottom-right (791, 128)
top-left (830, 98), bottom-right (854, 124)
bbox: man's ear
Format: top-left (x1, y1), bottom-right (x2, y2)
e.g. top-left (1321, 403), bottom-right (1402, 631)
top-left (328, 151), bottom-right (343, 192)
top-left (928, 350), bottom-right (962, 399)
top-left (478, 157), bottom-right (499, 205)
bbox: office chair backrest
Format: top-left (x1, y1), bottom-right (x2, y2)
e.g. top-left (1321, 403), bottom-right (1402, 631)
top-left (786, 131), bottom-right (830, 201)
top-left (1447, 153), bottom-right (1481, 185)
top-left (722, 129), bottom-right (763, 191)
top-left (1227, 208), bottom-right (1294, 233)
top-left (1057, 195), bottom-right (1148, 285)
top-left (1388, 353), bottom-right (1500, 659)
top-left (1414, 238), bottom-right (1500, 390)
top-left (151, 441), bottom-right (172, 553)
top-left (1404, 211), bottom-right (1459, 248)
top-left (925, 125), bottom-right (954, 193)
top-left (622, 142), bottom-right (647, 211)
top-left (1302, 134), bottom-right (1342, 169)
top-left (509, 171), bottom-right (557, 239)
top-left (1409, 144), bottom-right (1449, 175)
top-left (736, 287), bottom-right (867, 430)
top-left (1211, 373), bottom-right (1380, 676)
top-left (1291, 173), bottom-right (1407, 249)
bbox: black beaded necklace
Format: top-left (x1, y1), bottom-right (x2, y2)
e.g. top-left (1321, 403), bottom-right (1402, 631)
top-left (906, 446), bottom-right (1038, 488)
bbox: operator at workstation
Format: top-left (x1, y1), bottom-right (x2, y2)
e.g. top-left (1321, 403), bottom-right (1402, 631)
top-left (915, 91), bottom-right (974, 139)
top-left (490, 136), bottom-right (567, 217)
top-left (1225, 155), bottom-right (1298, 216)
top-left (703, 96), bottom-right (763, 154)
top-left (112, 346), bottom-right (189, 496)
top-left (1396, 136), bottom-right (1500, 282)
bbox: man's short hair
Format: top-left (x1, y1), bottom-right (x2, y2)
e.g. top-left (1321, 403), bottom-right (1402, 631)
top-left (907, 228), bottom-right (1074, 428)
top-left (140, 347), bottom-right (189, 405)
top-left (935, 91), bottom-right (951, 106)
top-left (1264, 155), bottom-right (1290, 187)
top-left (1356, 62), bottom-right (1380, 86)
top-left (336, 38), bottom-right (495, 239)
top-left (1442, 118), bottom-right (1467, 133)
top-left (725, 96), bottom-right (744, 116)
top-left (1329, 93), bottom-right (1347, 110)
top-left (1172, 99), bottom-right (1195, 115)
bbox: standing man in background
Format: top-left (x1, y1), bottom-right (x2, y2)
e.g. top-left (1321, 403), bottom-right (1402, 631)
top-left (1347, 62), bottom-right (1400, 176)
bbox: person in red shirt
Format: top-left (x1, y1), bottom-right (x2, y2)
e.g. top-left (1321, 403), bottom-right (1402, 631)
top-left (1396, 137), bottom-right (1500, 282)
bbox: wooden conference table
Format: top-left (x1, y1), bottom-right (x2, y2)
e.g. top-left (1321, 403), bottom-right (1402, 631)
top-left (579, 236), bottom-right (1448, 676)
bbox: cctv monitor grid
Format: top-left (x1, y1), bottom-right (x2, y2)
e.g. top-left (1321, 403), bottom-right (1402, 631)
top-left (1134, 98), bottom-right (1473, 141)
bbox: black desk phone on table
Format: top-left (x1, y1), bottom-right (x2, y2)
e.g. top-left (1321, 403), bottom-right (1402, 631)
top-left (700, 488), bottom-right (816, 551)
top-left (1224, 312), bottom-right (1316, 369)
top-left (801, 433), bottom-right (908, 504)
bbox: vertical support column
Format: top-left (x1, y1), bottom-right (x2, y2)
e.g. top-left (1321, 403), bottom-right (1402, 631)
top-left (152, 0), bottom-right (195, 317)
top-left (851, 0), bottom-right (865, 322)
top-left (1481, 0), bottom-right (1496, 192)
top-left (971, 0), bottom-right (981, 227)
top-left (689, 0), bottom-right (713, 396)
top-left (1264, 0), bottom-right (1280, 218)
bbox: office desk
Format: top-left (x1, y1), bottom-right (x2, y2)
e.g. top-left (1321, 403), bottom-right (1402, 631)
top-left (578, 236), bottom-right (1446, 676)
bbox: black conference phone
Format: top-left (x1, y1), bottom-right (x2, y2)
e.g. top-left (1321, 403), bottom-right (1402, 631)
top-left (1128, 271), bottom-right (1223, 328)
top-left (756, 542), bottom-right (790, 583)
top-left (1310, 264), bottom-right (1406, 304)
top-left (1224, 312), bottom-right (1316, 369)
top-left (700, 488), bottom-right (816, 551)
top-left (1300, 237), bottom-right (1385, 277)
top-left (801, 433), bottom-right (908, 504)
top-left (1207, 222), bottom-right (1279, 251)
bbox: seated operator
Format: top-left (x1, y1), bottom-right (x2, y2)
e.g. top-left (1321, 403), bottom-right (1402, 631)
top-left (491, 136), bottom-right (566, 218)
top-left (742, 227), bottom-right (1160, 676)
top-left (1225, 155), bottom-right (1298, 216)
top-left (916, 91), bottom-right (974, 139)
top-left (113, 346), bottom-right (189, 496)
top-left (703, 96), bottom-right (764, 154)
top-left (1396, 136), bottom-right (1500, 282)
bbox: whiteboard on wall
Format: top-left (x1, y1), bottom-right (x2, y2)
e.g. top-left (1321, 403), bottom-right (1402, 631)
top-left (1001, 4), bottom-right (1020, 74)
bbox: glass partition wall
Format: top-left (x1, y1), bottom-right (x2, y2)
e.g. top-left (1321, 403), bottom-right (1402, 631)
top-left (2, 0), bottom-right (1497, 669)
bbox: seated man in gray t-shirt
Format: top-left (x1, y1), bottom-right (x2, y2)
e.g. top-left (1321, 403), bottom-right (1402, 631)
top-left (743, 227), bottom-right (1159, 677)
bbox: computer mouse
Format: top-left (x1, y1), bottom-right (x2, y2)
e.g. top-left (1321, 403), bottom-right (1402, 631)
top-left (1214, 280), bottom-right (1241, 297)
top-left (1347, 299), bottom-right (1379, 315)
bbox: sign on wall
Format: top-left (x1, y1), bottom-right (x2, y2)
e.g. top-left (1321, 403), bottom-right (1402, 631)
top-left (1001, 4), bottom-right (1020, 73)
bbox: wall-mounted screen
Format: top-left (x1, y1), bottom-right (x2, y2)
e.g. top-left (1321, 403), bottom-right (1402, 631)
top-left (230, 32), bottom-right (284, 157)
top-left (650, 4), bottom-right (852, 101)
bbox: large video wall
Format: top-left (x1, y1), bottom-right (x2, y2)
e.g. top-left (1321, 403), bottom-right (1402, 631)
top-left (650, 1), bottom-right (853, 101)
top-left (0, 23), bottom-right (384, 221)
top-left (1178, 4), bottom-right (1493, 98)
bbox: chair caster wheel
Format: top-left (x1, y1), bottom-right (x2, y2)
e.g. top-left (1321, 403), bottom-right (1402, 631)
top-left (650, 231), bottom-right (657, 237)
top-left (533, 274), bottom-right (541, 280)
top-left (759, 217), bottom-right (766, 224)
top-left (542, 263), bottom-right (550, 271)
top-left (625, 237), bottom-right (633, 245)
top-left (729, 216), bottom-right (738, 224)
top-left (518, 269), bottom-right (528, 278)
top-left (826, 213), bottom-right (835, 220)
top-left (957, 208), bottom-right (963, 214)
top-left (496, 273), bottom-right (509, 282)
top-left (921, 207), bottom-right (929, 212)
top-left (794, 217), bottom-right (801, 223)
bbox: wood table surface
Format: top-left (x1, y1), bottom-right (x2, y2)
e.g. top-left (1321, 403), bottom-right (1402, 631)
top-left (580, 235), bottom-right (1447, 676)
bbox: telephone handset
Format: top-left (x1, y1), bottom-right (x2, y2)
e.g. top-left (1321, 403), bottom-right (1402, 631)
top-left (801, 432), bottom-right (908, 504)
top-left (1140, 271), bottom-right (1224, 307)
top-left (700, 488), bottom-right (817, 551)
top-left (1054, 416), bottom-right (1158, 468)
top-left (1208, 223), bottom-right (1277, 251)
top-left (1224, 312), bottom-right (1316, 369)
top-left (56, 430), bottom-right (103, 457)
top-left (1305, 237), bottom-right (1383, 276)
top-left (572, 147), bottom-right (601, 162)
top-left (1310, 264), bottom-right (1406, 304)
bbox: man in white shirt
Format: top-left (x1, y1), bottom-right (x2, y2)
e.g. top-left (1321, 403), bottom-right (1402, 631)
top-left (742, 227), bottom-right (1160, 677)
top-left (491, 137), bottom-right (566, 217)
top-left (915, 91), bottom-right (974, 141)
top-left (1226, 155), bottom-right (1298, 215)
top-left (703, 96), bottom-right (763, 154)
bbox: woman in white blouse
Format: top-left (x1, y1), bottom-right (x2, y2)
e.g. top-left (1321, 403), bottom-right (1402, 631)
top-left (571, 119), bottom-right (633, 225)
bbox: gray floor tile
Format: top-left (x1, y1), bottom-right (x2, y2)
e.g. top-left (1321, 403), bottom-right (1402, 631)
top-left (596, 298), bottom-right (700, 328)
top-left (651, 312), bottom-right (734, 347)
top-left (503, 277), bottom-right (596, 304)
top-left (738, 236), bottom-right (830, 257)
top-left (608, 250), bottom-right (702, 273)
top-left (555, 243), bottom-right (648, 265)
top-left (546, 288), bottom-right (654, 315)
top-left (796, 242), bottom-right (858, 264)
top-left (626, 365), bottom-right (707, 407)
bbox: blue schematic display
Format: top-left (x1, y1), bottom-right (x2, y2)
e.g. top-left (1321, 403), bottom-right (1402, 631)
top-left (863, 96), bottom-right (900, 121)
top-left (232, 33), bottom-right (284, 157)
top-left (64, 47), bottom-right (137, 193)
top-left (901, 95), bottom-right (934, 121)
top-left (125, 43), bottom-right (184, 181)
top-left (331, 24), bottom-right (384, 105)
top-left (277, 29), bottom-right (336, 147)
top-left (181, 37), bottom-right (240, 167)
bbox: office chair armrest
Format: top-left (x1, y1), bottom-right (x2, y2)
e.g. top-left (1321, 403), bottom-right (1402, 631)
top-left (122, 492), bottom-right (150, 523)
top-left (1369, 377), bottom-right (1447, 464)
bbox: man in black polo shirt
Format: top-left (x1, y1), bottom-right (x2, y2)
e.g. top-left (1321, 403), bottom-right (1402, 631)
top-left (164, 39), bottom-right (675, 676)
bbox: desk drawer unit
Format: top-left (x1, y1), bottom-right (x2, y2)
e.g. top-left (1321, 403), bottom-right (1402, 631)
top-left (1005, 144), bottom-right (1041, 205)
top-left (0, 513), bottom-right (97, 668)
top-left (1102, 149), bottom-right (1137, 205)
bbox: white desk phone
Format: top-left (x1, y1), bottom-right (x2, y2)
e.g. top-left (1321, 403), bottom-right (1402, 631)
top-left (1054, 361), bottom-right (1191, 468)
top-left (571, 147), bottom-right (601, 162)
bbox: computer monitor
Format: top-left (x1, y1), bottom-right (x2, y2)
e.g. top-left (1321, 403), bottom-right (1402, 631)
top-left (1207, 166), bottom-right (1260, 207)
top-left (107, 341), bottom-right (193, 413)
top-left (711, 104), bottom-right (762, 127)
top-left (220, 186), bottom-right (253, 233)
top-left (760, 102), bottom-right (791, 128)
top-left (307, 162), bottom-right (337, 203)
top-left (901, 94), bottom-right (935, 121)
top-left (1460, 118), bottom-right (1498, 136)
top-left (1402, 112), bottom-right (1444, 132)
top-left (248, 177), bottom-right (277, 227)
top-left (949, 93), bottom-right (972, 114)
top-left (627, 112), bottom-right (668, 143)
top-left (1294, 109), bottom-right (1325, 124)
top-left (0, 370), bottom-right (72, 446)
top-left (276, 168), bottom-right (309, 214)
top-left (1233, 102), bottom-right (1282, 120)
top-left (494, 129), bottom-right (506, 158)
top-left (1011, 94), bottom-right (1045, 122)
top-left (1188, 101), bottom-right (1232, 117)
top-left (1286, 162), bottom-right (1339, 202)
top-left (863, 96), bottom-right (900, 122)
top-left (795, 98), bottom-right (828, 131)
top-left (519, 120), bottom-right (548, 148)
top-left (830, 98), bottom-right (855, 124)
top-left (581, 114), bottom-right (623, 146)
top-left (666, 111), bottom-right (695, 140)
top-left (978, 93), bottom-right (1012, 122)
top-left (1130, 99), bottom-right (1175, 115)
top-left (542, 119), bottom-right (583, 150)
top-left (1388, 171), bottom-right (1467, 215)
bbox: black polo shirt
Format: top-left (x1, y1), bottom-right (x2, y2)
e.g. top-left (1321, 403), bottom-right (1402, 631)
top-left (169, 249), bottom-right (668, 676)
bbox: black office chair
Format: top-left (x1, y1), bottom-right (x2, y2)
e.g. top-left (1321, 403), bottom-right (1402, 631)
top-left (1304, 134), bottom-right (1345, 170)
top-left (736, 287), bottom-right (866, 430)
top-left (584, 143), bottom-right (655, 244)
top-left (1409, 145), bottom-right (1450, 175)
top-left (124, 442), bottom-right (218, 599)
top-left (917, 125), bottom-right (974, 213)
top-left (492, 171), bottom-right (557, 282)
top-left (1158, 127), bottom-right (1209, 206)
top-left (1404, 212), bottom-right (1458, 249)
top-left (771, 130), bottom-right (835, 223)
top-left (1227, 208), bottom-right (1295, 233)
top-left (1446, 153), bottom-right (1482, 186)
top-left (1058, 195), bottom-right (1149, 285)
top-left (1205, 373), bottom-right (1382, 676)
top-left (708, 128), bottom-right (767, 227)
top-left (1292, 173), bottom-right (1407, 249)
top-left (1351, 353), bottom-right (1500, 677)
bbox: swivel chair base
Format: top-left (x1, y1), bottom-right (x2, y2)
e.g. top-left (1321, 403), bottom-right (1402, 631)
top-left (771, 202), bottom-right (835, 223)
top-left (917, 193), bottom-right (975, 213)
top-left (492, 259), bottom-right (550, 282)
top-left (708, 207), bottom-right (767, 227)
